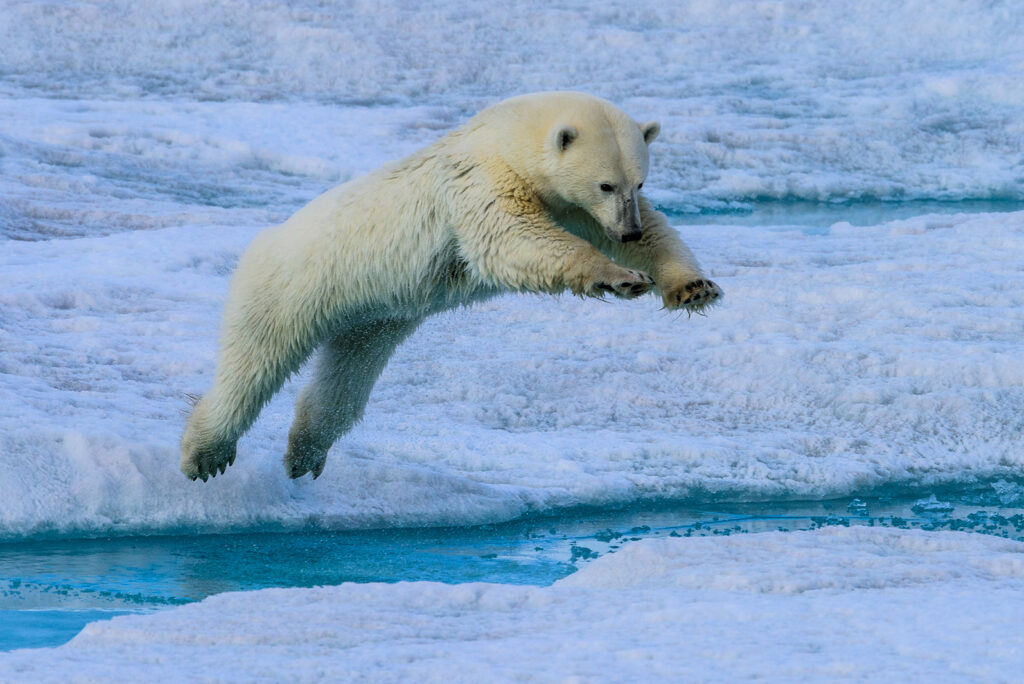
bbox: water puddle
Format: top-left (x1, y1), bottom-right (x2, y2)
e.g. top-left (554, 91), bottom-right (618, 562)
top-left (3, 483), bottom-right (1023, 651)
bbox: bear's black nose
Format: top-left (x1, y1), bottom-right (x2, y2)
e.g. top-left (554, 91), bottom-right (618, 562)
top-left (620, 230), bottom-right (642, 243)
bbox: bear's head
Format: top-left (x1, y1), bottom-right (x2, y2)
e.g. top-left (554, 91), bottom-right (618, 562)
top-left (540, 97), bottom-right (660, 244)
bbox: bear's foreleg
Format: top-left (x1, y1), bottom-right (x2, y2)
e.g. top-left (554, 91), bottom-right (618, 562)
top-left (284, 317), bottom-right (422, 479)
top-left (463, 208), bottom-right (654, 299)
top-left (608, 196), bottom-right (722, 312)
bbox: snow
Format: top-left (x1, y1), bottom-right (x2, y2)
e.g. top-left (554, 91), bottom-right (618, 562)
top-left (3, 0), bottom-right (1024, 675)
top-left (2, 0), bottom-right (1023, 241)
top-left (2, 207), bottom-right (1022, 538)
top-left (1, 0), bottom-right (1024, 540)
top-left (3, 527), bottom-right (1023, 681)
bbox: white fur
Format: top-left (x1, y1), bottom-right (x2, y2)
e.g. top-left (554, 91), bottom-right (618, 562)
top-left (181, 91), bottom-right (720, 481)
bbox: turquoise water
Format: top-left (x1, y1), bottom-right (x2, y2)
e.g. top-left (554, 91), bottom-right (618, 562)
top-left (665, 199), bottom-right (1024, 229)
top-left (4, 486), bottom-right (1023, 652)
top-left (0, 610), bottom-right (131, 652)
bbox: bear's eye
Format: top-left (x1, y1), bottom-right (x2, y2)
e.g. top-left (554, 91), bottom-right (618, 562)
top-left (599, 183), bottom-right (615, 193)
top-left (637, 182), bottom-right (643, 190)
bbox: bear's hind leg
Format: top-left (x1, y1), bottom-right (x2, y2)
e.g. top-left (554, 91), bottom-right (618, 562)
top-left (182, 299), bottom-right (324, 481)
top-left (285, 317), bottom-right (422, 479)
top-left (182, 337), bottom-right (305, 481)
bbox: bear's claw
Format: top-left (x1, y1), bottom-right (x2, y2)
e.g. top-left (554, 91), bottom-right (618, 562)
top-left (283, 438), bottom-right (329, 480)
top-left (663, 278), bottom-right (722, 312)
top-left (181, 440), bottom-right (237, 482)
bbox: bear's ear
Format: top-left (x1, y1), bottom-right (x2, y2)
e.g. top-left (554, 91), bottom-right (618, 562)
top-left (640, 121), bottom-right (660, 145)
top-left (550, 125), bottom-right (578, 152)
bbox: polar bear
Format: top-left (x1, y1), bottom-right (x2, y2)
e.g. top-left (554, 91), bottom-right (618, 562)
top-left (181, 91), bottom-right (721, 481)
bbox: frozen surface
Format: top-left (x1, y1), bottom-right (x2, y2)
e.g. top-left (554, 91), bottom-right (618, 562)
top-left (2, 0), bottom-right (1023, 241)
top-left (3, 527), bottom-right (1023, 681)
top-left (1, 0), bottom-right (1023, 540)
top-left (2, 208), bottom-right (1023, 538)
top-left (3, 1), bottom-right (1024, 671)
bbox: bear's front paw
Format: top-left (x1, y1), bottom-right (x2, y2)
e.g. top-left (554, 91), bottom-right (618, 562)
top-left (663, 278), bottom-right (722, 312)
top-left (588, 265), bottom-right (654, 300)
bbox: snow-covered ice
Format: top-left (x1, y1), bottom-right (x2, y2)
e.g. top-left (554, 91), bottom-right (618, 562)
top-left (2, 208), bottom-right (1023, 538)
top-left (3, 0), bottom-right (1023, 242)
top-left (3, 0), bottom-right (1024, 674)
top-left (3, 527), bottom-right (1023, 682)
top-left (1, 0), bottom-right (1023, 540)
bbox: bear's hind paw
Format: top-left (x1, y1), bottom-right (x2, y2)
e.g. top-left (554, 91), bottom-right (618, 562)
top-left (283, 441), bottom-right (329, 480)
top-left (181, 441), bottom-right (237, 482)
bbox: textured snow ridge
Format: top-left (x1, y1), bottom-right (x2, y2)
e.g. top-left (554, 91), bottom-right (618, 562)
top-left (1, 210), bottom-right (1023, 539)
top-left (2, 528), bottom-right (1023, 682)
